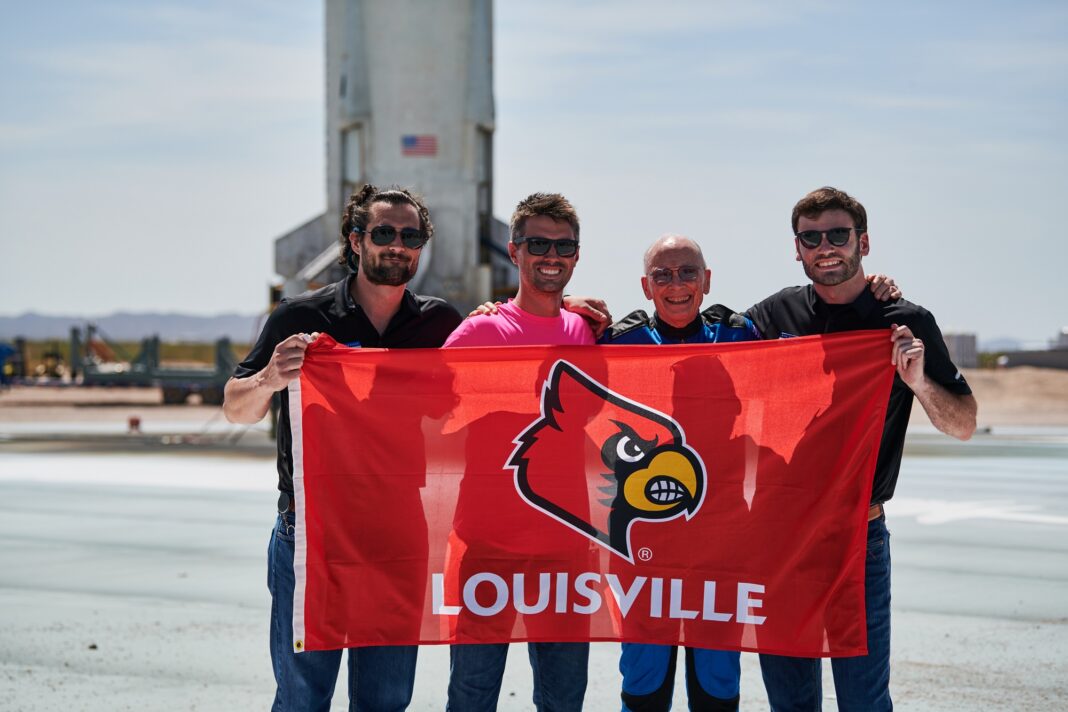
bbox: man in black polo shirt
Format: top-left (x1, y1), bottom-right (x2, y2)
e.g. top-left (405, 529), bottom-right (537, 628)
top-left (748, 186), bottom-right (977, 711)
top-left (223, 184), bottom-right (462, 711)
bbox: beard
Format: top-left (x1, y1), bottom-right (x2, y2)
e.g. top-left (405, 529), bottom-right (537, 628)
top-left (802, 241), bottom-right (862, 287)
top-left (360, 251), bottom-right (417, 286)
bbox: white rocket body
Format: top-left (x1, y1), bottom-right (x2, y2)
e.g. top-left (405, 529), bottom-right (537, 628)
top-left (276, 0), bottom-right (511, 309)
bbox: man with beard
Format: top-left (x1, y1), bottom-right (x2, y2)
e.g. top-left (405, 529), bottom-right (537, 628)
top-left (443, 192), bottom-right (594, 712)
top-left (223, 184), bottom-right (462, 711)
top-left (747, 186), bottom-right (977, 711)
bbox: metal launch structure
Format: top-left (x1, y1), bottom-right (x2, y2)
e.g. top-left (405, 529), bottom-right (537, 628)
top-left (274, 0), bottom-right (515, 310)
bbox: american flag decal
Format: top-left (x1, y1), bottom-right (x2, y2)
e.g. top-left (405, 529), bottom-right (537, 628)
top-left (401, 134), bottom-right (438, 157)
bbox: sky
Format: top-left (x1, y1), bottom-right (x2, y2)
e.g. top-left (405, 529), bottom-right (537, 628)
top-left (1, 0), bottom-right (1066, 347)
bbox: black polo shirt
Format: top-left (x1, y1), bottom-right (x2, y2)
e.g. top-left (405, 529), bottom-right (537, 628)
top-left (746, 285), bottom-right (971, 505)
top-left (234, 274), bottom-right (462, 494)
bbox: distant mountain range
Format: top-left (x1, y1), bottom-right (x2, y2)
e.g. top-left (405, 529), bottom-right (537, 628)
top-left (0, 312), bottom-right (265, 344)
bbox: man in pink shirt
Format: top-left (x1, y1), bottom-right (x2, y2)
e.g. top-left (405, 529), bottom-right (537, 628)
top-left (445, 192), bottom-right (592, 711)
top-left (444, 194), bottom-right (595, 348)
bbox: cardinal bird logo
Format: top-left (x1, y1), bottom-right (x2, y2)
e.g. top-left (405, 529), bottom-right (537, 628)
top-left (507, 360), bottom-right (706, 563)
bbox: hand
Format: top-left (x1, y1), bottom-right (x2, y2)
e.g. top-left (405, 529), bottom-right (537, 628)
top-left (562, 296), bottom-right (613, 338)
top-left (890, 323), bottom-right (925, 388)
top-left (261, 332), bottom-right (319, 391)
top-left (467, 301), bottom-right (502, 318)
top-left (867, 273), bottom-right (901, 301)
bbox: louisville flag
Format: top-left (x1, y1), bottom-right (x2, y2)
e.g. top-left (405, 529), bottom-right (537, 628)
top-left (288, 330), bottom-right (894, 657)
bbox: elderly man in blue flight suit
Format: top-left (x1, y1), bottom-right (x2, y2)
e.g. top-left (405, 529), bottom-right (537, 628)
top-left (600, 233), bottom-right (901, 711)
top-left (599, 234), bottom-right (756, 711)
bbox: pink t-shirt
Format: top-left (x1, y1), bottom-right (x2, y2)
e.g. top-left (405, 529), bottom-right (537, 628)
top-left (443, 300), bottom-right (595, 347)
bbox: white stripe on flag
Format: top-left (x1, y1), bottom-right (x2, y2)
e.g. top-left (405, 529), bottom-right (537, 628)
top-left (289, 378), bottom-right (308, 652)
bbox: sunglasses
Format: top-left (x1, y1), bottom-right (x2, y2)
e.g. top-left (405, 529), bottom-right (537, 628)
top-left (795, 227), bottom-right (858, 249)
top-left (513, 236), bottom-right (579, 257)
top-left (649, 266), bottom-right (701, 286)
top-left (362, 225), bottom-right (429, 249)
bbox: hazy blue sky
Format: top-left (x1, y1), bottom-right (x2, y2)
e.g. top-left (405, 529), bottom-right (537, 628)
top-left (2, 1), bottom-right (1066, 346)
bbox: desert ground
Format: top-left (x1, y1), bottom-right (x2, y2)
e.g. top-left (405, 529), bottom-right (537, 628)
top-left (1, 366), bottom-right (1066, 710)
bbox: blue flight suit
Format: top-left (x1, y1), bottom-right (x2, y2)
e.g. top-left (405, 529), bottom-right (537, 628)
top-left (599, 304), bottom-right (759, 712)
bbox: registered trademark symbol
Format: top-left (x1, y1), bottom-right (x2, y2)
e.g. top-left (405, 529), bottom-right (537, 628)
top-left (637, 547), bottom-right (653, 561)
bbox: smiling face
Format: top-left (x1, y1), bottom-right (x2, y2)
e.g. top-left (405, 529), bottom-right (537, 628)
top-left (350, 201), bottom-right (424, 286)
top-left (794, 208), bottom-right (869, 290)
top-left (640, 236), bottom-right (711, 329)
top-left (509, 214), bottom-right (579, 296)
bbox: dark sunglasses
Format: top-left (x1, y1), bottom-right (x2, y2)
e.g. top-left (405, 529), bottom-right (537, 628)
top-left (795, 227), bottom-right (858, 249)
top-left (649, 266), bottom-right (701, 286)
top-left (361, 225), bottom-right (429, 249)
top-left (513, 236), bottom-right (579, 257)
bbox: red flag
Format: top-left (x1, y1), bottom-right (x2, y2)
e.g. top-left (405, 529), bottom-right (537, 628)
top-left (289, 331), bottom-right (893, 656)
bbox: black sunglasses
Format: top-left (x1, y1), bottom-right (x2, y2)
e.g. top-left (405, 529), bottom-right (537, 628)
top-left (360, 225), bottom-right (429, 249)
top-left (795, 227), bottom-right (859, 249)
top-left (513, 236), bottom-right (579, 257)
top-left (649, 266), bottom-right (701, 286)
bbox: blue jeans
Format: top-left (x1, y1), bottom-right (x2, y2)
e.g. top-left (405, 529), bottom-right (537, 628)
top-left (759, 515), bottom-right (892, 712)
top-left (620, 644), bottom-right (740, 710)
top-left (447, 642), bottom-right (589, 711)
top-left (268, 511), bottom-right (418, 712)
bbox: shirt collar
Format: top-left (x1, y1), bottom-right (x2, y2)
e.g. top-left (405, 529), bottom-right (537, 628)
top-left (331, 273), bottom-right (358, 317)
top-left (652, 312), bottom-right (703, 341)
top-left (332, 273), bottom-right (421, 321)
top-left (806, 283), bottom-right (877, 318)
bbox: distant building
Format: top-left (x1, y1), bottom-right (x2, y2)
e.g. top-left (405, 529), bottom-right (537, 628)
top-left (997, 327), bottom-right (1068, 370)
top-left (943, 332), bottom-right (978, 368)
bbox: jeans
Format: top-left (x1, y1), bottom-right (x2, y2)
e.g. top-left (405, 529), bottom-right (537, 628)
top-left (620, 644), bottom-right (740, 711)
top-left (759, 515), bottom-right (892, 712)
top-left (447, 642), bottom-right (589, 711)
top-left (268, 511), bottom-right (418, 712)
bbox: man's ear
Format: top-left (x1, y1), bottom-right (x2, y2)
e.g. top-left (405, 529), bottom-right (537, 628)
top-left (859, 232), bottom-right (870, 257)
top-left (702, 268), bottom-right (711, 295)
top-left (641, 275), bottom-right (653, 300)
top-left (794, 238), bottom-right (802, 262)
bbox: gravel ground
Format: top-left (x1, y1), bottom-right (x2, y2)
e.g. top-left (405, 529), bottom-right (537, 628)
top-left (2, 371), bottom-right (1066, 710)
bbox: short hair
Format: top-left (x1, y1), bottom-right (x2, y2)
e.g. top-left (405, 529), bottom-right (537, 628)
top-left (642, 234), bottom-right (706, 273)
top-left (338, 184), bottom-right (433, 267)
top-left (510, 192), bottom-right (580, 241)
top-left (791, 186), bottom-right (868, 234)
